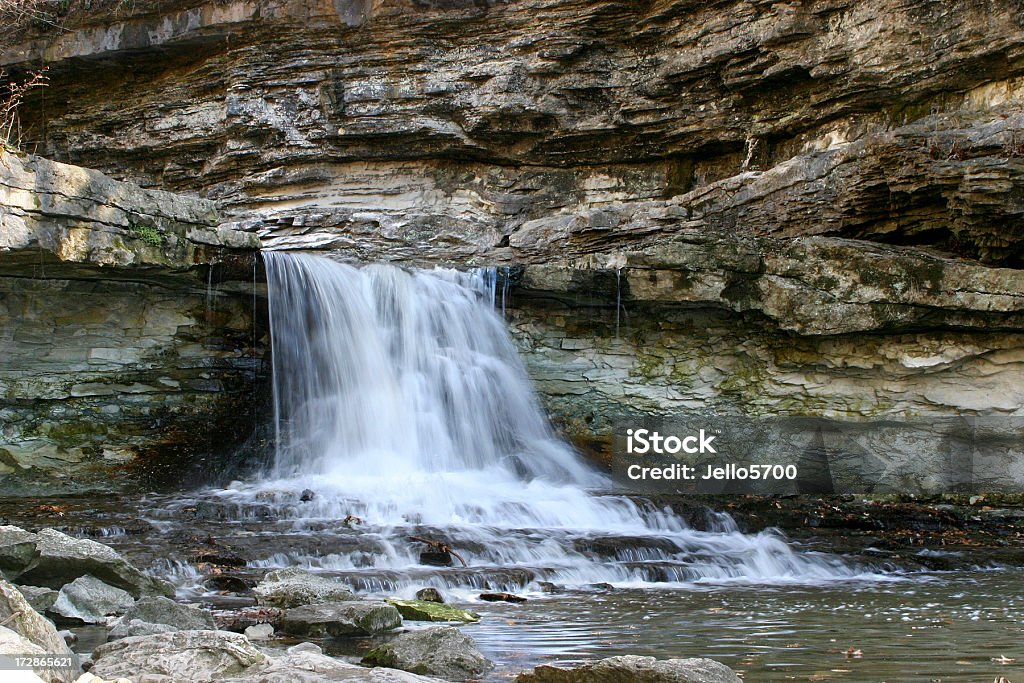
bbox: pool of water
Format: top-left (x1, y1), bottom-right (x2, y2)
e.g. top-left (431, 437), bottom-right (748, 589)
top-left (457, 573), bottom-right (1024, 682)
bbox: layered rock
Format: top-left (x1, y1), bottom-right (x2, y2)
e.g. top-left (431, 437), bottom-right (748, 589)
top-left (0, 151), bottom-right (266, 492)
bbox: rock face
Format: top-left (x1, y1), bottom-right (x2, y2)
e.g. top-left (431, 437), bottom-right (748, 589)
top-left (0, 151), bottom-right (266, 493)
top-left (362, 626), bottom-right (494, 681)
top-left (513, 656), bottom-right (742, 683)
top-left (4, 1), bottom-right (1024, 469)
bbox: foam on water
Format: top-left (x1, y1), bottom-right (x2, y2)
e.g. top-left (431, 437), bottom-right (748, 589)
top-left (236, 251), bottom-right (879, 591)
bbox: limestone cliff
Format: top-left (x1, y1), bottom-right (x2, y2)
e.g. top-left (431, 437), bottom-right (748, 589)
top-left (3, 0), bottom-right (1024, 464)
top-left (0, 151), bottom-right (266, 492)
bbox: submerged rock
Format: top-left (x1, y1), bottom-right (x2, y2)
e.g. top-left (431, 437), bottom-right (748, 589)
top-left (0, 577), bottom-right (77, 683)
top-left (280, 601), bottom-right (402, 637)
top-left (479, 592), bottom-right (527, 603)
top-left (49, 575), bottom-right (134, 625)
top-left (513, 655), bottom-right (742, 683)
top-left (362, 626), bottom-right (494, 681)
top-left (253, 567), bottom-right (355, 608)
top-left (386, 599), bottom-right (480, 623)
top-left (90, 630), bottom-right (265, 681)
top-left (16, 528), bottom-right (174, 598)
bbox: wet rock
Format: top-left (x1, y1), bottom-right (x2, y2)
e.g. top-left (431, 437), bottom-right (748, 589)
top-left (281, 601), bottom-right (402, 637)
top-left (362, 626), bottom-right (494, 681)
top-left (204, 575), bottom-right (253, 594)
top-left (16, 528), bottom-right (174, 598)
top-left (479, 592), bottom-right (527, 603)
top-left (17, 585), bottom-right (59, 613)
top-left (0, 577), bottom-right (76, 682)
top-left (415, 587), bottom-right (444, 603)
top-left (419, 551), bottom-right (452, 567)
top-left (287, 642), bottom-right (322, 656)
top-left (537, 582), bottom-right (563, 594)
top-left (90, 630), bottom-right (265, 681)
top-left (243, 622), bottom-right (274, 640)
top-left (0, 525), bottom-right (41, 581)
top-left (299, 489), bottom-right (316, 502)
top-left (589, 583), bottom-right (615, 591)
top-left (254, 567), bottom-right (355, 608)
top-left (106, 596), bottom-right (216, 639)
top-left (386, 599), bottom-right (479, 623)
top-left (513, 655), bottom-right (742, 683)
top-left (49, 575), bottom-right (134, 625)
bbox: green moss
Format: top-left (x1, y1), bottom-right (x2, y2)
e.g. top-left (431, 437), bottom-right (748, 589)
top-left (130, 224), bottom-right (164, 247)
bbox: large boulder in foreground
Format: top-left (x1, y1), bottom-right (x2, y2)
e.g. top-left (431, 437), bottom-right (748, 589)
top-left (513, 655), bottom-right (742, 683)
top-left (15, 529), bottom-right (174, 598)
top-left (91, 628), bottom-right (448, 683)
top-left (90, 630), bottom-right (265, 681)
top-left (0, 577), bottom-right (76, 683)
top-left (281, 601), bottom-right (402, 637)
top-left (362, 626), bottom-right (494, 681)
top-left (253, 567), bottom-right (354, 608)
top-left (48, 575), bottom-right (134, 624)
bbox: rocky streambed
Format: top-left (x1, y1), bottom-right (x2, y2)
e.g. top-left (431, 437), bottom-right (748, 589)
top-left (2, 492), bottom-right (1024, 683)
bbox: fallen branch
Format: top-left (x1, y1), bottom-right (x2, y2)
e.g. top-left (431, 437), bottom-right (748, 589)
top-left (408, 536), bottom-right (467, 567)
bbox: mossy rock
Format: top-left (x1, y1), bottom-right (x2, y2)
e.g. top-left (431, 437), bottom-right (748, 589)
top-left (386, 598), bottom-right (479, 623)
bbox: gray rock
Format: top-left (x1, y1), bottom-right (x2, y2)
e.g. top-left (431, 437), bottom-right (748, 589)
top-left (281, 601), bottom-right (402, 637)
top-left (0, 525), bottom-right (40, 581)
top-left (414, 588), bottom-right (444, 604)
top-left (0, 577), bottom-right (76, 683)
top-left (121, 596), bottom-right (215, 630)
top-left (16, 585), bottom-right (58, 613)
top-left (243, 622), bottom-right (274, 640)
top-left (287, 642), bottom-right (322, 656)
top-left (107, 618), bottom-right (177, 640)
top-left (49, 575), bottom-right (134, 625)
top-left (17, 529), bottom-right (174, 598)
top-left (253, 567), bottom-right (355, 608)
top-left (219, 648), bottom-right (448, 683)
top-left (513, 655), bottom-right (742, 683)
top-left (90, 629), bottom-right (266, 681)
top-left (363, 626), bottom-right (494, 681)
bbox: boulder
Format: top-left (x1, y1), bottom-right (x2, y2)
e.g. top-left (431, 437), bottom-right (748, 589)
top-left (253, 567), bottom-right (355, 608)
top-left (16, 586), bottom-right (58, 614)
top-left (280, 601), bottom-right (402, 637)
top-left (243, 623), bottom-right (274, 640)
top-left (16, 529), bottom-right (174, 598)
top-left (89, 630), bottom-right (265, 681)
top-left (513, 655), bottom-right (743, 683)
top-left (48, 576), bottom-right (133, 625)
top-left (219, 648), bottom-right (447, 683)
top-left (386, 599), bottom-right (479, 623)
top-left (120, 596), bottom-right (215, 630)
top-left (414, 588), bottom-right (444, 603)
top-left (0, 578), bottom-right (76, 683)
top-left (107, 618), bottom-right (176, 640)
top-left (362, 626), bottom-right (494, 681)
top-left (0, 526), bottom-right (41, 581)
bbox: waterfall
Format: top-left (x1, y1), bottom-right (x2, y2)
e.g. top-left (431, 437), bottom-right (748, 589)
top-left (238, 252), bottom-right (874, 592)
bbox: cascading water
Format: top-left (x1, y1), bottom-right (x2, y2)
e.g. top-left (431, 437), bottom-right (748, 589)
top-left (212, 251), bottom-right (876, 595)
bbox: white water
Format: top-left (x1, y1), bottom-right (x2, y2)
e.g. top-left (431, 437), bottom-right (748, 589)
top-left (243, 252), bottom-right (876, 592)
